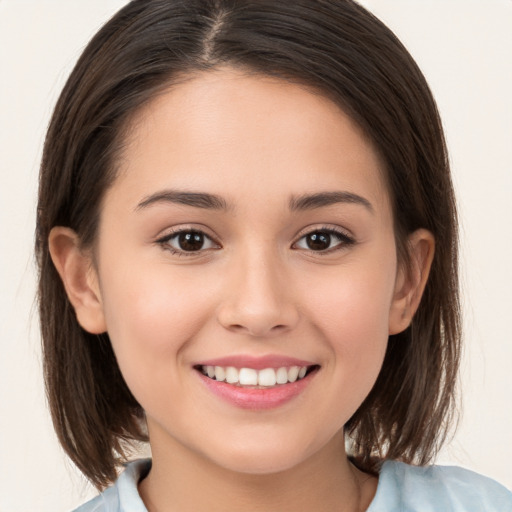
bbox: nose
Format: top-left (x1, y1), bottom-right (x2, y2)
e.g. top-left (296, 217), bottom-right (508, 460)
top-left (216, 251), bottom-right (300, 338)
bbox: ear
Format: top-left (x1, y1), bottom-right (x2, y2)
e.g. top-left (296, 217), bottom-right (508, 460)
top-left (389, 229), bottom-right (435, 335)
top-left (48, 227), bottom-right (107, 334)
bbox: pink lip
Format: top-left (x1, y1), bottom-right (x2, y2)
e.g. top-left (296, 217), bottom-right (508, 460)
top-left (194, 354), bottom-right (316, 370)
top-left (194, 356), bottom-right (319, 410)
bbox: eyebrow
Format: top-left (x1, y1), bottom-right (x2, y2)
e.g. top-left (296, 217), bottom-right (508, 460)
top-left (135, 188), bottom-right (373, 214)
top-left (136, 190), bottom-right (229, 211)
top-left (289, 191), bottom-right (374, 213)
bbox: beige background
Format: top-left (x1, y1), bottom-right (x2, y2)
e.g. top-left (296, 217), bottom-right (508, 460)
top-left (0, 1), bottom-right (511, 510)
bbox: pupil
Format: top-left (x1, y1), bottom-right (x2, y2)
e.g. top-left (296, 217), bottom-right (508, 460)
top-left (178, 231), bottom-right (204, 251)
top-left (307, 232), bottom-right (331, 250)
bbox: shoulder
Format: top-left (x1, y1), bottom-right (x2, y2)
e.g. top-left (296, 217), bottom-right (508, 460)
top-left (368, 460), bottom-right (512, 512)
top-left (71, 459), bottom-right (151, 512)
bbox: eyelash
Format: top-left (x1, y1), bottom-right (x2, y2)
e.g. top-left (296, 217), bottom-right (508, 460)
top-left (155, 226), bottom-right (355, 257)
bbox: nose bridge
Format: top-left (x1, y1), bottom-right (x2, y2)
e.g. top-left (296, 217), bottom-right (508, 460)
top-left (216, 244), bottom-right (299, 337)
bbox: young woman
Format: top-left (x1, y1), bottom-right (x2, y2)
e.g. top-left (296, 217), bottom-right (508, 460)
top-left (35, 1), bottom-right (512, 510)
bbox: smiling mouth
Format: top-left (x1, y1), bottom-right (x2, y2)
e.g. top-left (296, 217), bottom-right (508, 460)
top-left (195, 365), bottom-right (319, 388)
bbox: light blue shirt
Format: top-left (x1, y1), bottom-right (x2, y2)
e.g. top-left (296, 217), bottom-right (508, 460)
top-left (74, 459), bottom-right (512, 511)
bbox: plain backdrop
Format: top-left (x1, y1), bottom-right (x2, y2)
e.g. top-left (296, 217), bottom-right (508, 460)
top-left (0, 1), bottom-right (511, 511)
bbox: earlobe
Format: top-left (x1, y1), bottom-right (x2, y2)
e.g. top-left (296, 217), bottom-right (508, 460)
top-left (389, 229), bottom-right (435, 335)
top-left (48, 227), bottom-right (107, 334)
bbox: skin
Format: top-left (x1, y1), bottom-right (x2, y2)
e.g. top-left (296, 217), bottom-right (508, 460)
top-left (50, 68), bottom-right (434, 512)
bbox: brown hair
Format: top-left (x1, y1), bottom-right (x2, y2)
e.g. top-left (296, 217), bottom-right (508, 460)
top-left (36, 0), bottom-right (460, 490)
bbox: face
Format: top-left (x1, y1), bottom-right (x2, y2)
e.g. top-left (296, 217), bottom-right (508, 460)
top-left (72, 69), bottom-right (416, 474)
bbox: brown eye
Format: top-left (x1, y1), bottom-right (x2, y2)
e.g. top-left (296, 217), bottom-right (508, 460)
top-left (294, 229), bottom-right (354, 253)
top-left (305, 232), bottom-right (331, 251)
top-left (159, 230), bottom-right (218, 254)
top-left (178, 231), bottom-right (206, 251)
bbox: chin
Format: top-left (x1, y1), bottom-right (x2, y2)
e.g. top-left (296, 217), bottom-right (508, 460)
top-left (217, 452), bottom-right (305, 476)
top-left (203, 431), bottom-right (327, 476)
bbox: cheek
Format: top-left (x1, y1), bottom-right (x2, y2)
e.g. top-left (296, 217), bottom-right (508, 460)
top-left (305, 268), bottom-right (393, 338)
top-left (299, 259), bottom-right (396, 388)
top-left (98, 262), bottom-right (214, 390)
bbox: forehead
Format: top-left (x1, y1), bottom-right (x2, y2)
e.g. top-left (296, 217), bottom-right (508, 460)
top-left (113, 67), bottom-right (390, 213)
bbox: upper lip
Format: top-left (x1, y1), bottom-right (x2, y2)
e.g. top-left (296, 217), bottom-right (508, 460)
top-left (194, 355), bottom-right (317, 370)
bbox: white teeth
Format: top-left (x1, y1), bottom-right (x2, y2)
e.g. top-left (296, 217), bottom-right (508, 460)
top-left (225, 366), bottom-right (239, 384)
top-left (287, 366), bottom-right (300, 382)
top-left (258, 368), bottom-right (277, 386)
top-left (239, 368), bottom-right (258, 385)
top-left (276, 367), bottom-right (288, 384)
top-left (214, 366), bottom-right (226, 382)
top-left (202, 364), bottom-right (312, 387)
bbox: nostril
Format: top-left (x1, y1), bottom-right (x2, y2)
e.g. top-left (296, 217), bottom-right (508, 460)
top-left (223, 321), bottom-right (289, 337)
top-left (270, 324), bottom-right (287, 331)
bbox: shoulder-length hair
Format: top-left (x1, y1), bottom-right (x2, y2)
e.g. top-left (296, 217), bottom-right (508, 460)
top-left (36, 0), bottom-right (460, 490)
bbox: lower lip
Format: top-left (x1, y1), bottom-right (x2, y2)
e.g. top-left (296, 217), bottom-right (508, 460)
top-left (197, 369), bottom-right (317, 410)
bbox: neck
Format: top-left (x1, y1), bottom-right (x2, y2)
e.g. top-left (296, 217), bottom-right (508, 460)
top-left (139, 430), bottom-right (377, 512)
